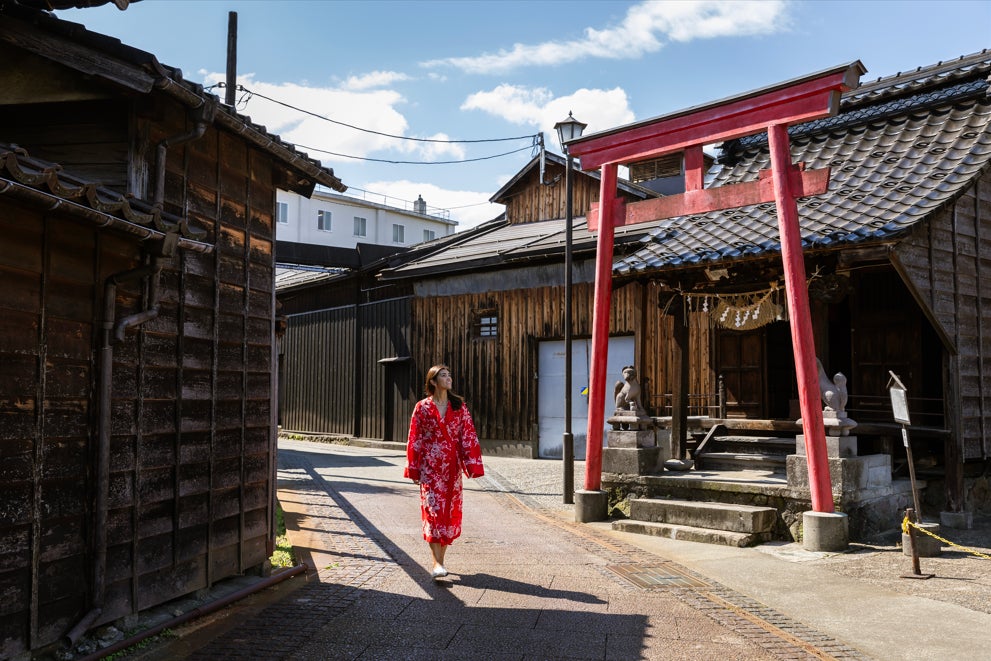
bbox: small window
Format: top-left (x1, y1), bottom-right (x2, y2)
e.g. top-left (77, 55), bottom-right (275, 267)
top-left (276, 202), bottom-right (288, 224)
top-left (423, 229), bottom-right (436, 242)
top-left (392, 223), bottom-right (405, 244)
top-left (474, 310), bottom-right (498, 338)
top-left (317, 210), bottom-right (332, 231)
top-left (354, 216), bottom-right (367, 237)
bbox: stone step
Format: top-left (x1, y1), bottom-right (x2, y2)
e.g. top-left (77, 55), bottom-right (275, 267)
top-left (612, 519), bottom-right (770, 548)
top-left (714, 435), bottom-right (796, 452)
top-left (695, 452), bottom-right (787, 471)
top-left (629, 498), bottom-right (777, 534)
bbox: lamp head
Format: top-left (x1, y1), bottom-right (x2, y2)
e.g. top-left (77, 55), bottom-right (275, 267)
top-left (554, 112), bottom-right (587, 152)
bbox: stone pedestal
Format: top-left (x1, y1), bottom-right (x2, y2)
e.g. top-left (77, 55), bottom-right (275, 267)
top-left (940, 510), bottom-right (973, 530)
top-left (787, 453), bottom-right (891, 499)
top-left (575, 489), bottom-right (608, 522)
top-left (602, 428), bottom-right (668, 475)
top-left (795, 433), bottom-right (858, 458)
top-left (803, 511), bottom-right (849, 552)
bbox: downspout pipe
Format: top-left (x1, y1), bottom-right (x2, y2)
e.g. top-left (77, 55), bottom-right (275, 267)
top-left (65, 259), bottom-right (161, 647)
top-left (154, 97), bottom-right (215, 206)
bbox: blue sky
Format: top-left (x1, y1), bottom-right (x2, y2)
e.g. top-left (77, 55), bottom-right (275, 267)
top-left (63, 0), bottom-right (990, 229)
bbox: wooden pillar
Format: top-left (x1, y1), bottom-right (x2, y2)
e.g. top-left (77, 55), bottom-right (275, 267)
top-left (767, 123), bottom-right (833, 513)
top-left (584, 163), bottom-right (619, 491)
top-left (671, 297), bottom-right (689, 459)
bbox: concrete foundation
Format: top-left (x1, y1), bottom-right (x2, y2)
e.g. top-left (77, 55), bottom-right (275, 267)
top-left (795, 434), bottom-right (858, 458)
top-left (575, 489), bottom-right (608, 523)
top-left (902, 522), bottom-right (942, 557)
top-left (940, 510), bottom-right (973, 530)
top-left (802, 511), bottom-right (849, 552)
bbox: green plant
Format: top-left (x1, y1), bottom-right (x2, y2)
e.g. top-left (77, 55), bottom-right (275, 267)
top-left (270, 502), bottom-right (295, 568)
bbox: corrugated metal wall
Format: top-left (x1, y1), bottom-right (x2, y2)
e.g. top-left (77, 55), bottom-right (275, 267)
top-left (281, 297), bottom-right (414, 442)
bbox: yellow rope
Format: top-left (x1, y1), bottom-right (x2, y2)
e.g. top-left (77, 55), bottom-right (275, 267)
top-left (903, 517), bottom-right (991, 560)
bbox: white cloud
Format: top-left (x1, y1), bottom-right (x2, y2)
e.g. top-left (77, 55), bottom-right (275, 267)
top-left (342, 70), bottom-right (412, 91)
top-left (461, 84), bottom-right (635, 150)
top-left (421, 0), bottom-right (788, 74)
top-left (201, 71), bottom-right (465, 164)
top-left (361, 180), bottom-right (502, 231)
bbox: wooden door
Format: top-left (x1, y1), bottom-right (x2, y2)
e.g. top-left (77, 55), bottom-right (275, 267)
top-left (850, 270), bottom-right (923, 420)
top-left (717, 329), bottom-right (765, 418)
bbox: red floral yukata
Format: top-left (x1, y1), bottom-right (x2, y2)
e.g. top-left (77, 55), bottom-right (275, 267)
top-left (404, 397), bottom-right (484, 545)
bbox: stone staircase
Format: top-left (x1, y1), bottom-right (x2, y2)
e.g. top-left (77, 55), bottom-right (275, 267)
top-left (613, 498), bottom-right (777, 547)
top-left (691, 420), bottom-right (799, 472)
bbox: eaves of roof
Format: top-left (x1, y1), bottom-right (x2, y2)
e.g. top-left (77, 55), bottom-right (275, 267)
top-left (616, 51), bottom-right (991, 276)
top-left (1, 143), bottom-right (212, 250)
top-left (0, 3), bottom-right (345, 194)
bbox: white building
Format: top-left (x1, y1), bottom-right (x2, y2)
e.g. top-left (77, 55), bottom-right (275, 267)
top-left (276, 188), bottom-right (458, 252)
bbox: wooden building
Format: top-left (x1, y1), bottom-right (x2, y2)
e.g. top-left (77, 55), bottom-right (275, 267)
top-left (0, 3), bottom-right (345, 657)
top-left (279, 51), bottom-right (991, 522)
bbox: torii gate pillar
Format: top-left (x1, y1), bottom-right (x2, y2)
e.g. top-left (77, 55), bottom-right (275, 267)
top-left (566, 62), bottom-right (865, 520)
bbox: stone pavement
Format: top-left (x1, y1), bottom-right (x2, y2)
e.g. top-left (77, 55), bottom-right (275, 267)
top-left (126, 439), bottom-right (989, 661)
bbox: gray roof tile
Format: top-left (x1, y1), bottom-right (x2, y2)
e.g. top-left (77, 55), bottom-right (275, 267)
top-left (617, 51), bottom-right (991, 274)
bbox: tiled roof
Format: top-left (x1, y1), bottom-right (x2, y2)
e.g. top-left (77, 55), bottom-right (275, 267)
top-left (275, 264), bottom-right (347, 291)
top-left (0, 3), bottom-right (345, 194)
top-left (616, 50), bottom-right (991, 275)
top-left (0, 143), bottom-right (210, 248)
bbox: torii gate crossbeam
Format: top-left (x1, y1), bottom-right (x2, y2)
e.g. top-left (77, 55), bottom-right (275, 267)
top-left (566, 62), bottom-right (865, 514)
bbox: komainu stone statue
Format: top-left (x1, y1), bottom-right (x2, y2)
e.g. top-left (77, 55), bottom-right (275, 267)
top-left (815, 358), bottom-right (856, 435)
top-left (614, 365), bottom-right (645, 414)
top-left (609, 366), bottom-right (651, 430)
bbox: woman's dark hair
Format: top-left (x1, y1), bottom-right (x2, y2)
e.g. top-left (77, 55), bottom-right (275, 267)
top-left (425, 364), bottom-right (463, 410)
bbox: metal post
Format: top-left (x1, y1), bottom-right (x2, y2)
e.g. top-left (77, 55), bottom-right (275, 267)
top-left (225, 12), bottom-right (237, 107)
top-left (902, 425), bottom-right (923, 522)
top-left (563, 152), bottom-right (575, 504)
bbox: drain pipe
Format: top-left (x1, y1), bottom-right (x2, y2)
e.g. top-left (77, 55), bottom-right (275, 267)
top-left (75, 564), bottom-right (309, 661)
top-left (65, 256), bottom-right (162, 647)
top-left (67, 97), bottom-right (213, 648)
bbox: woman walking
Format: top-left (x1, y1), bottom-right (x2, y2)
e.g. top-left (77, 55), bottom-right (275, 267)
top-left (405, 365), bottom-right (484, 579)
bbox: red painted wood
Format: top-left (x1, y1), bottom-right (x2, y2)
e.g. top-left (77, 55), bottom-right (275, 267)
top-left (684, 145), bottom-right (705, 192)
top-left (587, 166), bottom-right (829, 230)
top-left (584, 163), bottom-right (619, 492)
top-left (569, 64), bottom-right (862, 170)
top-left (768, 123), bottom-right (833, 513)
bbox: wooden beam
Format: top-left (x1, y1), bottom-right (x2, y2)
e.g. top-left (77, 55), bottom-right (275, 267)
top-left (588, 165), bottom-right (829, 231)
top-left (568, 62), bottom-right (864, 170)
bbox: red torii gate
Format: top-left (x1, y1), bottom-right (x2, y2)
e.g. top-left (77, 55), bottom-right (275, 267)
top-left (566, 62), bottom-right (865, 515)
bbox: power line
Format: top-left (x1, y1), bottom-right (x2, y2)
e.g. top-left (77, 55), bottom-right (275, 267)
top-left (294, 142), bottom-right (535, 165)
top-left (226, 83), bottom-right (538, 145)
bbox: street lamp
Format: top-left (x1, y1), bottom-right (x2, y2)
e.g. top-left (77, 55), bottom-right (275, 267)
top-left (554, 111), bottom-right (586, 505)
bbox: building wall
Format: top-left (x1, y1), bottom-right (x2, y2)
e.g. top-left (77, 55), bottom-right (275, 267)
top-left (276, 190), bottom-right (456, 249)
top-left (895, 175), bottom-right (991, 462)
top-left (0, 91), bottom-right (282, 656)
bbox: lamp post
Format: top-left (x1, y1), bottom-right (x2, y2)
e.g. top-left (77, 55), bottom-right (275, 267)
top-left (554, 111), bottom-right (587, 504)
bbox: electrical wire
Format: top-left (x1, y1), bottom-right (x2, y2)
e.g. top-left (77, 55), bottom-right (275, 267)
top-left (293, 142), bottom-right (535, 165)
top-left (230, 83), bottom-right (537, 145)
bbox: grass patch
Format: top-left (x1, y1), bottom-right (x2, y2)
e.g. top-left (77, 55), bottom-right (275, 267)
top-left (270, 502), bottom-right (295, 568)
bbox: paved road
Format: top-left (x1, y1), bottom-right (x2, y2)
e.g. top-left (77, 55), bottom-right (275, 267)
top-left (154, 440), bottom-right (871, 660)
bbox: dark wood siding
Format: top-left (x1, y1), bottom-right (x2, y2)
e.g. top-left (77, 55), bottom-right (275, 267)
top-left (411, 281), bottom-right (642, 443)
top-left (894, 175), bottom-right (991, 460)
top-left (281, 297), bottom-right (414, 442)
top-left (0, 95), bottom-right (282, 655)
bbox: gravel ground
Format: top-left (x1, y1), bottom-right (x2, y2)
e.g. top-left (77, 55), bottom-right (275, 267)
top-left (481, 455), bottom-right (991, 617)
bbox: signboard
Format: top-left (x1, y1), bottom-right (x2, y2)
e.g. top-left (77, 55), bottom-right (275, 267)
top-left (887, 371), bottom-right (911, 425)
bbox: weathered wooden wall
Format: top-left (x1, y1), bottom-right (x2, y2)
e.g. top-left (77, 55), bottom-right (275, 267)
top-left (502, 163), bottom-right (603, 224)
top-left (411, 281), bottom-right (652, 443)
top-left (0, 94), bottom-right (280, 656)
top-left (281, 297), bottom-right (414, 442)
top-left (895, 174), bottom-right (991, 461)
